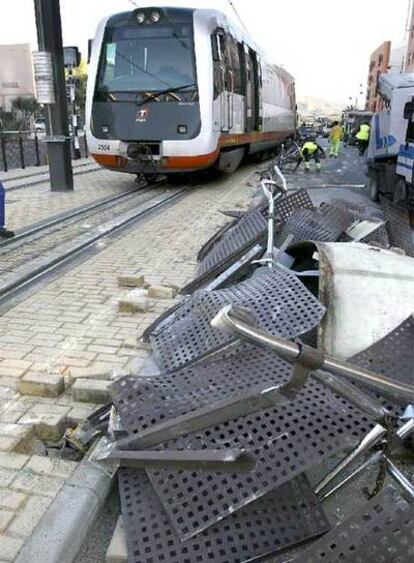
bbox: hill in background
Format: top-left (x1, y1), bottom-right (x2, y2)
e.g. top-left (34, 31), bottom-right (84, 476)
top-left (298, 96), bottom-right (345, 117)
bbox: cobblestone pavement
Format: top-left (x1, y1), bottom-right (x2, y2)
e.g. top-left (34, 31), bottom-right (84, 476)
top-left (1, 159), bottom-right (143, 233)
top-left (0, 163), bottom-right (259, 561)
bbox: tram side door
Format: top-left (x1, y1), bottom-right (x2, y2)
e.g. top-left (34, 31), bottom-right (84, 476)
top-left (212, 30), bottom-right (233, 132)
top-left (244, 46), bottom-right (261, 133)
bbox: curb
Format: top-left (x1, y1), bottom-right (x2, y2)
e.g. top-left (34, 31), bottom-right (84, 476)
top-left (15, 454), bottom-right (114, 563)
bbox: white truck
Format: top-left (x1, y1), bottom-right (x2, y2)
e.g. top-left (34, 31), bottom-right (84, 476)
top-left (367, 72), bottom-right (414, 203)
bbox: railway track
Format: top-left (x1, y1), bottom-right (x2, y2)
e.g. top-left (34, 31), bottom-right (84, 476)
top-left (0, 181), bottom-right (191, 311)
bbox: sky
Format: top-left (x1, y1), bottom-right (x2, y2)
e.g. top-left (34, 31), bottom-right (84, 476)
top-left (0, 0), bottom-right (411, 105)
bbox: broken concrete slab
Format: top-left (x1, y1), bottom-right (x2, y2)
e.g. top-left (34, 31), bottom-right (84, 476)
top-left (118, 289), bottom-right (149, 314)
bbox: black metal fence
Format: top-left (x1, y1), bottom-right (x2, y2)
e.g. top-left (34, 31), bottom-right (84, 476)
top-left (0, 131), bottom-right (89, 172)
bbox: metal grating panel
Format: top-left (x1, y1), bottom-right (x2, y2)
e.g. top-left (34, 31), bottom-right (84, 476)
top-left (197, 219), bottom-right (238, 262)
top-left (330, 199), bottom-right (385, 223)
top-left (381, 197), bottom-right (414, 257)
top-left (197, 208), bottom-right (267, 276)
top-left (294, 486), bottom-right (414, 562)
top-left (278, 204), bottom-right (352, 245)
top-left (150, 267), bottom-right (325, 373)
top-left (351, 315), bottom-right (414, 408)
top-left (119, 470), bottom-right (330, 563)
top-left (274, 189), bottom-right (314, 223)
top-left (112, 348), bottom-right (371, 540)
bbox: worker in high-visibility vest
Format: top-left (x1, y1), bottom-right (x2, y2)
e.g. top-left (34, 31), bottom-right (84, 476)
top-left (355, 122), bottom-right (371, 155)
top-left (329, 121), bottom-right (344, 158)
top-left (295, 137), bottom-right (325, 173)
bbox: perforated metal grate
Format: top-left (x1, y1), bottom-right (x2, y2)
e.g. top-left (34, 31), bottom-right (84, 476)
top-left (118, 470), bottom-right (330, 563)
top-left (150, 267), bottom-right (325, 373)
top-left (294, 486), bottom-right (414, 562)
top-left (381, 197), bottom-right (414, 257)
top-left (330, 199), bottom-right (385, 223)
top-left (350, 315), bottom-right (414, 408)
top-left (112, 347), bottom-right (371, 540)
top-left (197, 219), bottom-right (238, 262)
top-left (278, 204), bottom-right (352, 245)
top-left (197, 208), bottom-right (267, 276)
top-left (274, 189), bottom-right (314, 223)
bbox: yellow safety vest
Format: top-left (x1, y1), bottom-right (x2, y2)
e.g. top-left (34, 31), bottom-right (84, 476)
top-left (301, 141), bottom-right (318, 155)
top-left (356, 124), bottom-right (370, 141)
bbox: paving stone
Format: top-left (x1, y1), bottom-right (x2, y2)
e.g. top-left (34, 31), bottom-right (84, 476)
top-left (11, 471), bottom-right (65, 498)
top-left (66, 405), bottom-right (96, 426)
top-left (0, 468), bottom-right (17, 488)
top-left (25, 456), bottom-right (76, 479)
top-left (117, 274), bottom-right (146, 288)
top-left (118, 289), bottom-right (149, 313)
top-left (0, 490), bottom-right (27, 512)
top-left (7, 495), bottom-right (53, 537)
top-left (0, 534), bottom-right (24, 561)
top-left (0, 509), bottom-right (15, 532)
top-left (18, 405), bottom-right (69, 442)
top-left (147, 284), bottom-right (177, 299)
top-left (71, 379), bottom-right (111, 404)
top-left (18, 372), bottom-right (64, 398)
top-left (0, 425), bottom-right (32, 452)
top-left (0, 436), bottom-right (21, 452)
top-left (67, 362), bottom-right (112, 384)
top-left (0, 453), bottom-right (29, 470)
top-left (106, 516), bottom-right (127, 563)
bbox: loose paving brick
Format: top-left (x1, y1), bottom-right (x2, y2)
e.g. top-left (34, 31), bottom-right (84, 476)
top-left (71, 379), bottom-right (111, 404)
top-left (147, 284), bottom-right (176, 299)
top-left (19, 406), bottom-right (68, 442)
top-left (117, 274), bottom-right (146, 288)
top-left (118, 289), bottom-right (149, 313)
top-left (67, 363), bottom-right (112, 383)
top-left (18, 373), bottom-right (64, 398)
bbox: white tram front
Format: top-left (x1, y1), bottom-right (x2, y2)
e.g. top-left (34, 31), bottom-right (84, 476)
top-left (86, 6), bottom-right (296, 176)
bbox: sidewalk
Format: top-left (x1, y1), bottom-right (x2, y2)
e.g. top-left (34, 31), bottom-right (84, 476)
top-left (0, 164), bottom-right (257, 562)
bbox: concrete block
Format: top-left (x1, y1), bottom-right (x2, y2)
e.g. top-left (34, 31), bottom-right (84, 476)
top-left (18, 372), bottom-right (64, 398)
top-left (147, 284), bottom-right (177, 299)
top-left (118, 289), bottom-right (149, 313)
top-left (8, 495), bottom-right (53, 537)
top-left (0, 490), bottom-right (27, 511)
top-left (67, 362), bottom-right (111, 384)
top-left (117, 274), bottom-right (146, 288)
top-left (106, 516), bottom-right (127, 563)
top-left (72, 379), bottom-right (111, 404)
top-left (0, 534), bottom-right (24, 562)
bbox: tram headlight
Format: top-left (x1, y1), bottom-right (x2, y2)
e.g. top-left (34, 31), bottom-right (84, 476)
top-left (136, 11), bottom-right (146, 24)
top-left (149, 11), bottom-right (161, 23)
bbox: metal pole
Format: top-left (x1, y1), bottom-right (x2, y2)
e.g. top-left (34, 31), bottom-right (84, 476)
top-left (0, 132), bottom-right (7, 173)
top-left (33, 0), bottom-right (73, 191)
top-left (68, 65), bottom-right (81, 160)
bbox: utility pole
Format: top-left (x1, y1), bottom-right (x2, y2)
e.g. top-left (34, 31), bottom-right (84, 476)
top-left (33, 0), bottom-right (73, 191)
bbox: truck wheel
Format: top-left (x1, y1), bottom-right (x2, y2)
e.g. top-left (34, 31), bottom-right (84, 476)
top-left (393, 178), bottom-right (408, 203)
top-left (368, 173), bottom-right (379, 202)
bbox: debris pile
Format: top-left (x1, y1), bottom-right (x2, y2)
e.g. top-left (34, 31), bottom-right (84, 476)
top-left (85, 164), bottom-right (413, 562)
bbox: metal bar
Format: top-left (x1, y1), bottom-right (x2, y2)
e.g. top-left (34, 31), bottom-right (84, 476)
top-left (386, 458), bottom-right (414, 499)
top-left (261, 180), bottom-right (275, 268)
top-left (18, 134), bottom-right (25, 169)
top-left (396, 417), bottom-right (414, 439)
top-left (314, 424), bottom-right (386, 495)
top-left (212, 305), bottom-right (414, 404)
top-left (0, 133), bottom-right (7, 172)
top-left (34, 132), bottom-right (41, 166)
top-left (114, 381), bottom-right (300, 451)
top-left (320, 451), bottom-right (382, 500)
top-left (105, 447), bottom-right (256, 472)
top-left (273, 164), bottom-right (288, 193)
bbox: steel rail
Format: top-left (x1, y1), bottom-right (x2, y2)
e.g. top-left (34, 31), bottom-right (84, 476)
top-left (0, 187), bottom-right (189, 307)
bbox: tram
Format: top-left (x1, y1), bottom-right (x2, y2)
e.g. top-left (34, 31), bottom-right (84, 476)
top-left (86, 6), bottom-right (297, 176)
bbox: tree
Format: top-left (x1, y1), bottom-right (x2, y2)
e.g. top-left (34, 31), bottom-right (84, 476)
top-left (12, 97), bottom-right (40, 130)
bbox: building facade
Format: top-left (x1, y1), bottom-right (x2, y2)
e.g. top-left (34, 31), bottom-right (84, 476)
top-left (406, 1), bottom-right (414, 72)
top-left (0, 44), bottom-right (35, 112)
top-left (365, 41), bottom-right (391, 112)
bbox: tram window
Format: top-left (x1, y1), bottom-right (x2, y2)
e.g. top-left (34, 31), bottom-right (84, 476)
top-left (96, 24), bottom-right (197, 94)
top-left (226, 37), bottom-right (243, 95)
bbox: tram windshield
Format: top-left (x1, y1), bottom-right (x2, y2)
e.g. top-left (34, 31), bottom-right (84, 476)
top-left (96, 24), bottom-right (197, 96)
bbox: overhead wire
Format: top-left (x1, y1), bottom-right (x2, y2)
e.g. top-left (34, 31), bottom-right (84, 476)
top-left (227, 0), bottom-right (249, 33)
